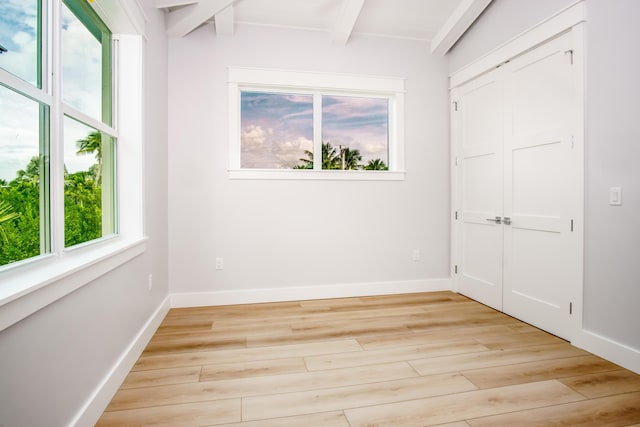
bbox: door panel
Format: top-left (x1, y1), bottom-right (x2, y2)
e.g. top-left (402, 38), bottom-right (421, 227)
top-left (502, 33), bottom-right (575, 339)
top-left (454, 68), bottom-right (504, 311)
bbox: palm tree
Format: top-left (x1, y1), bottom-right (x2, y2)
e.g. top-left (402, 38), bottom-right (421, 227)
top-left (76, 131), bottom-right (102, 185)
top-left (295, 142), bottom-right (343, 170)
top-left (16, 156), bottom-right (40, 183)
top-left (363, 158), bottom-right (388, 170)
top-left (0, 200), bottom-right (20, 243)
top-left (294, 149), bottom-right (314, 169)
top-left (322, 142), bottom-right (341, 169)
top-left (340, 146), bottom-right (362, 170)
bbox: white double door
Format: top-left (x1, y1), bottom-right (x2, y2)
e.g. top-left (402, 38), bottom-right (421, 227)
top-left (452, 32), bottom-right (580, 340)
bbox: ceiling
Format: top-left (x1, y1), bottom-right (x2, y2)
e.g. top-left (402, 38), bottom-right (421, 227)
top-left (153, 0), bottom-right (492, 54)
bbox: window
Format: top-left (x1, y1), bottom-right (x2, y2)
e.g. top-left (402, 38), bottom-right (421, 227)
top-left (0, 2), bottom-right (145, 330)
top-left (0, 0), bottom-right (116, 268)
top-left (229, 67), bottom-right (405, 180)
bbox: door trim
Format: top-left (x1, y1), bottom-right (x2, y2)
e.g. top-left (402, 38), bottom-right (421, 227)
top-left (449, 0), bottom-right (586, 88)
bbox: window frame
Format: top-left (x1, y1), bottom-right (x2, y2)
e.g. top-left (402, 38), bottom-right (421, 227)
top-left (228, 67), bottom-right (406, 181)
top-left (0, 0), bottom-right (146, 332)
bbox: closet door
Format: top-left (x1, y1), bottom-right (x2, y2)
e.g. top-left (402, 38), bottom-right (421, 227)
top-left (502, 33), bottom-right (577, 339)
top-left (453, 68), bottom-right (504, 311)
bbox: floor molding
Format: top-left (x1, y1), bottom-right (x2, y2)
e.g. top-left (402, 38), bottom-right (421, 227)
top-left (71, 296), bottom-right (171, 427)
top-left (170, 278), bottom-right (451, 308)
top-left (573, 329), bottom-right (640, 375)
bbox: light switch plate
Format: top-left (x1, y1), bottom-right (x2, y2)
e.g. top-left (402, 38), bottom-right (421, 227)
top-left (609, 187), bottom-right (622, 205)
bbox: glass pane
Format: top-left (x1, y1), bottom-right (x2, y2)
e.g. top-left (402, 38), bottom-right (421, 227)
top-left (0, 0), bottom-right (41, 86)
top-left (322, 95), bottom-right (389, 170)
top-left (240, 91), bottom-right (313, 169)
top-left (0, 85), bottom-right (48, 266)
top-left (61, 2), bottom-right (104, 121)
top-left (64, 117), bottom-right (115, 247)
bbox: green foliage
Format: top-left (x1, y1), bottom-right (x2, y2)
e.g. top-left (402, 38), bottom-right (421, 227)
top-left (0, 132), bottom-right (105, 266)
top-left (0, 178), bottom-right (43, 265)
top-left (295, 142), bottom-right (387, 171)
top-left (64, 170), bottom-right (102, 247)
top-left (0, 200), bottom-right (21, 243)
top-left (363, 158), bottom-right (389, 170)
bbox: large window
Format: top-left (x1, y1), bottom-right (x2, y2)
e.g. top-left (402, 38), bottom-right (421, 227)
top-left (0, 0), bottom-right (116, 268)
top-left (229, 67), bottom-right (405, 180)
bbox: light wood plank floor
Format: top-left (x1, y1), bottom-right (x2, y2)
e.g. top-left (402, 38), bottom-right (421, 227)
top-left (97, 292), bottom-right (640, 426)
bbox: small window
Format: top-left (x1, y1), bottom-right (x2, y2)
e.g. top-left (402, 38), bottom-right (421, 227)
top-left (229, 68), bottom-right (405, 180)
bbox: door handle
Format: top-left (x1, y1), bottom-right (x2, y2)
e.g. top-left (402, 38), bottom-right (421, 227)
top-left (485, 216), bottom-right (502, 224)
top-left (503, 217), bottom-right (512, 225)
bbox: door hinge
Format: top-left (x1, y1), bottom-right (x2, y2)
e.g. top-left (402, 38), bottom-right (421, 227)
top-left (569, 302), bottom-right (573, 315)
top-left (455, 157), bottom-right (459, 166)
top-left (565, 49), bottom-right (574, 65)
top-left (453, 101), bottom-right (458, 111)
top-left (455, 211), bottom-right (458, 220)
top-left (571, 219), bottom-right (574, 232)
top-left (571, 135), bottom-right (575, 149)
top-left (454, 265), bottom-right (458, 274)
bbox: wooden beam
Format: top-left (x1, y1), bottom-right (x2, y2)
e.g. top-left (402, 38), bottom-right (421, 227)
top-left (215, 5), bottom-right (234, 36)
top-left (153, 0), bottom-right (199, 9)
top-left (166, 0), bottom-right (235, 37)
top-left (332, 0), bottom-right (366, 45)
top-left (430, 0), bottom-right (492, 55)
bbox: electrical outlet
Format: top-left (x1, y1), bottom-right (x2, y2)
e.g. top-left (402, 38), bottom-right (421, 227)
top-left (148, 274), bottom-right (153, 291)
top-left (412, 249), bottom-right (420, 262)
top-left (215, 258), bottom-right (224, 270)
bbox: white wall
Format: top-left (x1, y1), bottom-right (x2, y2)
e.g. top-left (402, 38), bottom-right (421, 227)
top-left (580, 0), bottom-right (640, 350)
top-left (168, 25), bottom-right (451, 302)
top-left (448, 0), bottom-right (640, 363)
top-left (0, 3), bottom-right (169, 426)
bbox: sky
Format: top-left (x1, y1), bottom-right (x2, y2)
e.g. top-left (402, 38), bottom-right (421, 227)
top-left (241, 91), bottom-right (388, 169)
top-left (0, 1), bottom-right (102, 182)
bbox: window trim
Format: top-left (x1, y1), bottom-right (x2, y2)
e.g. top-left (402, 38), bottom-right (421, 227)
top-left (0, 1), bottom-right (146, 332)
top-left (228, 67), bottom-right (406, 180)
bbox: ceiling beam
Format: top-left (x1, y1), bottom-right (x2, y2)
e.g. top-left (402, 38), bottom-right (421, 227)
top-left (153, 0), bottom-right (199, 9)
top-left (215, 5), bottom-right (234, 36)
top-left (332, 0), bottom-right (366, 45)
top-left (166, 0), bottom-right (236, 37)
top-left (430, 0), bottom-right (492, 55)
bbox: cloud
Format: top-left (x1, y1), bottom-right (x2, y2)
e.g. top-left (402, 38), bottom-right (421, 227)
top-left (241, 125), bottom-right (312, 169)
top-left (61, 3), bottom-right (103, 120)
top-left (0, 86), bottom-right (41, 181)
top-left (0, 1), bottom-right (38, 85)
top-left (241, 125), bottom-right (270, 150)
top-left (274, 137), bottom-right (313, 166)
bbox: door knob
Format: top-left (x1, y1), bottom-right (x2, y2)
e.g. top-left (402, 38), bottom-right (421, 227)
top-left (485, 216), bottom-right (502, 224)
top-left (503, 217), bottom-right (512, 225)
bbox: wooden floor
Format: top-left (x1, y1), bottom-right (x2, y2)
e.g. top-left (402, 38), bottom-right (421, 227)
top-left (98, 292), bottom-right (640, 426)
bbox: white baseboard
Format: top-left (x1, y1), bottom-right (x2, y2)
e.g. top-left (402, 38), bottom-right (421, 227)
top-left (71, 296), bottom-right (171, 427)
top-left (572, 329), bottom-right (640, 374)
top-left (170, 278), bottom-right (452, 308)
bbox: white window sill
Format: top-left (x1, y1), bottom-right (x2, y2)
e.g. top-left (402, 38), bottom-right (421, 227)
top-left (0, 236), bottom-right (147, 332)
top-left (228, 169), bottom-right (406, 181)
